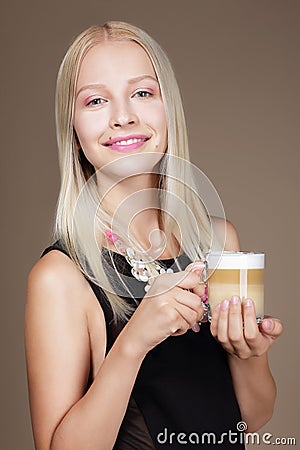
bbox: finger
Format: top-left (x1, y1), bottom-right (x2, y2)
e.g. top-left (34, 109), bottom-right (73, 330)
top-left (185, 261), bottom-right (205, 297)
top-left (174, 288), bottom-right (204, 322)
top-left (191, 323), bottom-right (201, 333)
top-left (210, 303), bottom-right (221, 337)
top-left (171, 327), bottom-right (189, 336)
top-left (216, 299), bottom-right (235, 353)
top-left (228, 296), bottom-right (244, 341)
top-left (164, 306), bottom-right (190, 336)
top-left (185, 260), bottom-right (206, 274)
top-left (148, 270), bottom-right (202, 298)
top-left (242, 299), bottom-right (271, 357)
top-left (170, 322), bottom-right (190, 336)
top-left (228, 296), bottom-right (251, 357)
top-left (190, 281), bottom-right (205, 298)
top-left (175, 270), bottom-right (203, 290)
top-left (242, 298), bottom-right (261, 349)
top-left (173, 302), bottom-right (201, 329)
top-left (260, 317), bottom-right (284, 338)
top-left (151, 270), bottom-right (203, 297)
top-left (169, 309), bottom-right (190, 336)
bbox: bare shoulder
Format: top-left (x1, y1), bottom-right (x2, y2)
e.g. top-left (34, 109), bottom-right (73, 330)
top-left (211, 217), bottom-right (241, 251)
top-left (27, 249), bottom-right (104, 340)
top-left (26, 249), bottom-right (106, 371)
top-left (25, 249), bottom-right (106, 449)
top-left (28, 249), bottom-right (89, 298)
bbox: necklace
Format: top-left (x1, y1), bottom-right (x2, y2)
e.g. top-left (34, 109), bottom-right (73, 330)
top-left (105, 229), bottom-right (209, 305)
top-left (105, 229), bottom-right (174, 292)
top-left (105, 229), bottom-right (209, 327)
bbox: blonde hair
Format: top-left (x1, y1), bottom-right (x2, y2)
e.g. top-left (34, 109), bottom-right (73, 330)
top-left (54, 21), bottom-right (214, 321)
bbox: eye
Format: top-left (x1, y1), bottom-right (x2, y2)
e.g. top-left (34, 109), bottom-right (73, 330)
top-left (86, 97), bottom-right (106, 106)
top-left (133, 90), bottom-right (153, 98)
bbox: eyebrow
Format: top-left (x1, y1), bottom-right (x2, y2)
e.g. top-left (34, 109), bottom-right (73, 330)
top-left (76, 75), bottom-right (158, 98)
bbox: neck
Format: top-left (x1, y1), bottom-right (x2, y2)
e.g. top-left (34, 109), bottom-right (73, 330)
top-left (98, 171), bottom-right (159, 245)
top-left (97, 172), bottom-right (179, 258)
top-left (99, 172), bottom-right (159, 213)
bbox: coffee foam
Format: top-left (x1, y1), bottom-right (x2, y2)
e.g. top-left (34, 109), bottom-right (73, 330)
top-left (207, 251), bottom-right (264, 270)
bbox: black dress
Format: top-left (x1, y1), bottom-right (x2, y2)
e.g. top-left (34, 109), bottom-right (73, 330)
top-left (41, 241), bottom-right (245, 449)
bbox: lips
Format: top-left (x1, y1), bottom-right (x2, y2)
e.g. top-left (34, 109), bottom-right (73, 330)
top-left (102, 134), bottom-right (150, 152)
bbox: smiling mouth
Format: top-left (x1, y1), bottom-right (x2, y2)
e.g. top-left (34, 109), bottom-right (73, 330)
top-left (102, 136), bottom-right (150, 152)
top-left (104, 137), bottom-right (149, 147)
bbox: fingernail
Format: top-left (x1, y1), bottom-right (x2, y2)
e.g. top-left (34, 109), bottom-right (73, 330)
top-left (244, 298), bottom-right (252, 307)
top-left (212, 304), bottom-right (221, 314)
top-left (191, 262), bottom-right (205, 270)
top-left (221, 299), bottom-right (229, 310)
top-left (194, 260), bottom-right (205, 266)
top-left (193, 269), bottom-right (203, 276)
top-left (231, 295), bottom-right (240, 305)
top-left (264, 319), bottom-right (273, 331)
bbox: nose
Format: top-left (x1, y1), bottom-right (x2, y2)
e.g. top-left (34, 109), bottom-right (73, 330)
top-left (109, 101), bottom-right (138, 129)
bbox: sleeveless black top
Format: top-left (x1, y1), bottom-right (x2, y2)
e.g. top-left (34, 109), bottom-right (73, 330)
top-left (41, 241), bottom-right (245, 449)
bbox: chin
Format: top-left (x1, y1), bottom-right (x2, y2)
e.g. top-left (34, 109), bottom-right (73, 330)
top-left (100, 151), bottom-right (165, 180)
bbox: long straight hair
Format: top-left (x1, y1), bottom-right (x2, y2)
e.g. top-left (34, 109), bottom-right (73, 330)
top-left (54, 21), bottom-right (213, 321)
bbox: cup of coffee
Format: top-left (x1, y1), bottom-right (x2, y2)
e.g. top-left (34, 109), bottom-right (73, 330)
top-left (206, 251), bottom-right (265, 323)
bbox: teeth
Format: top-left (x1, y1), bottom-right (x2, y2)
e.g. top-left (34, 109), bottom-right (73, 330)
top-left (113, 138), bottom-right (145, 146)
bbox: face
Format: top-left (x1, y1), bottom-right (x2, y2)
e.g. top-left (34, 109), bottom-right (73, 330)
top-left (74, 40), bottom-right (168, 176)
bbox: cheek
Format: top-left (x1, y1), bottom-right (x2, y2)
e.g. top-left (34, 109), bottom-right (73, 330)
top-left (74, 112), bottom-right (105, 146)
top-left (143, 103), bottom-right (168, 143)
top-left (155, 107), bottom-right (168, 146)
top-left (73, 114), bottom-right (88, 146)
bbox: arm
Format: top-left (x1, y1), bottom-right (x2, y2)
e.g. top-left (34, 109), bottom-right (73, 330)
top-left (25, 251), bottom-right (145, 450)
top-left (210, 219), bottom-right (283, 432)
top-left (227, 351), bottom-right (276, 431)
top-left (25, 250), bottom-right (205, 450)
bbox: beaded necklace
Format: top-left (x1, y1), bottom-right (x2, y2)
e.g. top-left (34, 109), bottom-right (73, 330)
top-left (105, 229), bottom-right (209, 324)
top-left (105, 229), bottom-right (174, 291)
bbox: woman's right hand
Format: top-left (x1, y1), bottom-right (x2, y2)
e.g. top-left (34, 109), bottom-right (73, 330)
top-left (119, 267), bottom-right (205, 358)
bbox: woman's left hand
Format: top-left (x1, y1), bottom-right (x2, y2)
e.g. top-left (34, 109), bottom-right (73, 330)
top-left (210, 296), bottom-right (283, 359)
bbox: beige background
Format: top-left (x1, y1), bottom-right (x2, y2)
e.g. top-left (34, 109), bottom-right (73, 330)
top-left (1, 0), bottom-right (299, 449)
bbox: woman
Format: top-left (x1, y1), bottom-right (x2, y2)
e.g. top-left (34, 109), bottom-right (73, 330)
top-left (25, 21), bottom-right (283, 449)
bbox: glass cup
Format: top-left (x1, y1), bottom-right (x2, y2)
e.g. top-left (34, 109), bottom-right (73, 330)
top-left (206, 251), bottom-right (265, 323)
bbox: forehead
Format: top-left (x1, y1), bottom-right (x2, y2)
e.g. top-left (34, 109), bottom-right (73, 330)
top-left (77, 41), bottom-right (157, 87)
